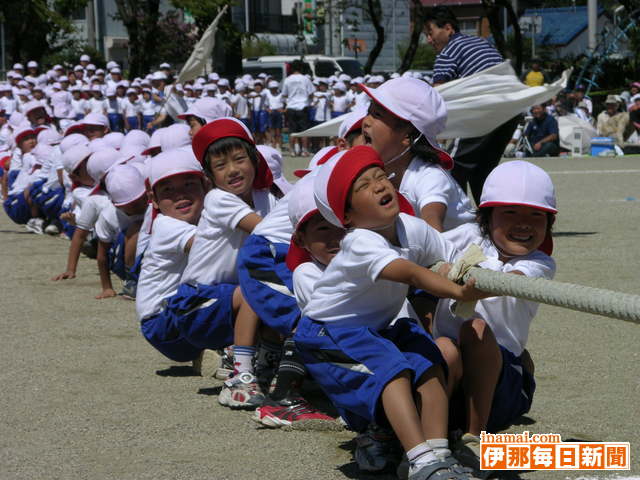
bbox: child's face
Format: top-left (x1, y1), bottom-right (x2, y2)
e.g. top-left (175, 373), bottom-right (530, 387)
top-left (187, 116), bottom-right (203, 137)
top-left (19, 135), bottom-right (37, 153)
top-left (152, 174), bottom-right (205, 225)
top-left (344, 166), bottom-right (399, 229)
top-left (207, 146), bottom-right (256, 197)
top-left (295, 214), bottom-right (345, 266)
top-left (70, 159), bottom-right (94, 186)
top-left (489, 205), bottom-right (548, 258)
top-left (363, 102), bottom-right (410, 162)
top-left (118, 194), bottom-right (148, 217)
top-left (84, 125), bottom-right (106, 141)
top-left (27, 108), bottom-right (47, 125)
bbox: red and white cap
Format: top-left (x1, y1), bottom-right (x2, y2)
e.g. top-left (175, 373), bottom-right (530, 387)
top-left (105, 163), bottom-right (147, 207)
top-left (89, 138), bottom-right (109, 153)
top-left (338, 108), bottom-right (366, 139)
top-left (13, 126), bottom-right (36, 145)
top-left (160, 124), bottom-right (191, 152)
top-left (122, 129), bottom-right (150, 150)
top-left (293, 145), bottom-right (338, 178)
top-left (104, 132), bottom-right (125, 150)
top-left (62, 144), bottom-right (92, 173)
top-left (313, 145), bottom-right (414, 228)
top-left (149, 149), bottom-right (204, 190)
top-left (285, 172), bottom-right (330, 271)
top-left (23, 100), bottom-right (48, 117)
top-left (87, 148), bottom-right (120, 185)
top-left (191, 117), bottom-right (273, 190)
top-left (37, 128), bottom-right (63, 146)
top-left (177, 97), bottom-right (233, 123)
top-left (141, 128), bottom-right (164, 156)
top-left (64, 121), bottom-right (86, 137)
top-left (479, 160), bottom-right (556, 255)
top-left (60, 133), bottom-right (89, 154)
top-left (360, 77), bottom-right (453, 170)
top-left (82, 113), bottom-right (109, 129)
top-left (257, 144), bottom-right (292, 194)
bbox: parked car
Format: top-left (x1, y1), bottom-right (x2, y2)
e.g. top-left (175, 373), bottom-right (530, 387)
top-left (242, 55), bottom-right (364, 81)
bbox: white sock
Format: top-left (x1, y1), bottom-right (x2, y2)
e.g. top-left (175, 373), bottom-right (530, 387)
top-left (407, 442), bottom-right (439, 476)
top-left (426, 438), bottom-right (451, 460)
top-left (233, 345), bottom-right (256, 374)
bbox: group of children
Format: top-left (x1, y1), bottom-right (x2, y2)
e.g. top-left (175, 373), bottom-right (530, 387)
top-left (2, 62), bottom-right (558, 480)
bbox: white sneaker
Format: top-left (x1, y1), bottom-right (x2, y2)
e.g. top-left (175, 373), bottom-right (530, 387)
top-left (218, 371), bottom-right (265, 409)
top-left (25, 218), bottom-right (44, 234)
top-left (44, 223), bottom-right (60, 235)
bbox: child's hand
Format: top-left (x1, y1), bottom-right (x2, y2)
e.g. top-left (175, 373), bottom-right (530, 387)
top-left (437, 262), bottom-right (452, 277)
top-left (456, 277), bottom-right (491, 302)
top-left (52, 271), bottom-right (75, 281)
top-left (96, 288), bottom-right (117, 299)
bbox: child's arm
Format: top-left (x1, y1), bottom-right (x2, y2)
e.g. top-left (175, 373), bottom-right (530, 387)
top-left (184, 233), bottom-right (196, 254)
top-left (379, 258), bottom-right (487, 302)
top-left (1, 172), bottom-right (7, 198)
top-left (95, 240), bottom-right (117, 299)
top-left (52, 227), bottom-right (89, 280)
top-left (236, 213), bottom-right (262, 233)
top-left (420, 203), bottom-right (446, 232)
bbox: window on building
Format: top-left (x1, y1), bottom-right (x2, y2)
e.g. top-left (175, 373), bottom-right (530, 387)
top-left (459, 19), bottom-right (479, 36)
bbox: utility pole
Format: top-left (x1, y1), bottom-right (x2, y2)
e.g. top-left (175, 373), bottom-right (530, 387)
top-left (588, 0), bottom-right (597, 52)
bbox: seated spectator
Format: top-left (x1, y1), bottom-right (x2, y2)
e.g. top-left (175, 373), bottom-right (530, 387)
top-left (575, 101), bottom-right (593, 125)
top-left (573, 85), bottom-right (592, 114)
top-left (522, 60), bottom-right (547, 87)
top-left (524, 104), bottom-right (560, 157)
top-left (597, 95), bottom-right (632, 147)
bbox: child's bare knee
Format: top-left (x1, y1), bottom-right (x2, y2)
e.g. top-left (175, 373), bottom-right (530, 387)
top-left (436, 336), bottom-right (460, 362)
top-left (459, 317), bottom-right (495, 343)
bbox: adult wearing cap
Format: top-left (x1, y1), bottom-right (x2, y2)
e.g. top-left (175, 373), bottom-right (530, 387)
top-left (281, 60), bottom-right (315, 157)
top-left (523, 105), bottom-right (559, 157)
top-left (596, 95), bottom-right (632, 147)
top-left (573, 84), bottom-right (592, 114)
top-left (424, 5), bottom-right (518, 204)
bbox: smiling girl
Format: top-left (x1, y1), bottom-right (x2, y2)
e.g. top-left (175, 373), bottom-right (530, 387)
top-left (432, 160), bottom-right (557, 475)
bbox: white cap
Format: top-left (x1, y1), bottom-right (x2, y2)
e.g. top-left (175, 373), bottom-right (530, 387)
top-left (106, 61), bottom-right (118, 70)
top-left (361, 77), bottom-right (452, 170)
top-left (86, 64), bottom-right (96, 71)
top-left (104, 132), bottom-right (125, 149)
top-left (122, 129), bottom-right (150, 150)
top-left (338, 73), bottom-right (351, 82)
top-left (13, 63), bottom-right (24, 70)
top-left (217, 78), bottom-right (230, 87)
top-left (208, 72), bottom-right (220, 81)
top-left (62, 144), bottom-right (92, 172)
top-left (105, 164), bottom-right (147, 206)
top-left (95, 68), bottom-right (105, 75)
top-left (149, 149), bottom-right (203, 189)
top-left (151, 71), bottom-right (167, 81)
top-left (23, 100), bottom-right (48, 117)
top-left (92, 85), bottom-right (103, 93)
top-left (333, 81), bottom-right (347, 92)
top-left (106, 86), bottom-right (116, 96)
top-left (58, 76), bottom-right (69, 83)
top-left (126, 88), bottom-right (137, 95)
top-left (88, 138), bottom-right (109, 153)
top-left (27, 61), bottom-right (38, 68)
top-left (177, 97), bottom-right (232, 123)
top-left (59, 133), bottom-right (89, 154)
top-left (338, 108), bottom-right (366, 139)
top-left (53, 64), bottom-right (64, 71)
top-left (13, 126), bottom-right (37, 145)
top-left (110, 67), bottom-right (122, 74)
top-left (80, 54), bottom-right (91, 62)
top-left (267, 80), bottom-right (279, 89)
top-left (257, 145), bottom-right (292, 194)
top-left (74, 65), bottom-right (84, 72)
top-left (159, 62), bottom-right (171, 69)
top-left (83, 113), bottom-right (109, 129)
top-left (142, 128), bottom-right (164, 155)
top-left (87, 148), bottom-right (121, 183)
top-left (479, 161), bottom-right (557, 213)
top-left (159, 124), bottom-right (191, 151)
top-left (37, 128), bottom-right (63, 146)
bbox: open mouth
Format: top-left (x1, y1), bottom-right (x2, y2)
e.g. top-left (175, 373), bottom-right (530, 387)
top-left (379, 193), bottom-right (393, 206)
top-left (176, 200), bottom-right (193, 212)
top-left (508, 233), bottom-right (533, 242)
top-left (228, 176), bottom-right (244, 187)
top-left (363, 132), bottom-right (372, 145)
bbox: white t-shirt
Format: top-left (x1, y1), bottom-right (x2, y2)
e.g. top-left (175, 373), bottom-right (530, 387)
top-left (75, 193), bottom-right (111, 231)
top-left (248, 91), bottom-right (266, 112)
top-left (136, 214), bottom-right (197, 321)
top-left (181, 188), bottom-right (278, 286)
top-left (136, 203), bottom-right (153, 254)
top-left (251, 191), bottom-right (293, 244)
top-left (303, 213), bottom-right (455, 330)
top-left (433, 223), bottom-right (556, 356)
top-left (71, 98), bottom-right (88, 116)
top-left (264, 90), bottom-right (284, 110)
top-left (312, 91), bottom-right (331, 122)
top-left (399, 157), bottom-right (475, 231)
top-left (121, 98), bottom-right (140, 117)
top-left (353, 91), bottom-right (370, 111)
top-left (95, 203), bottom-right (143, 243)
top-left (281, 73), bottom-right (315, 110)
top-left (103, 97), bottom-right (121, 114)
top-left (140, 99), bottom-right (158, 116)
top-left (331, 94), bottom-right (351, 113)
top-left (232, 94), bottom-right (249, 120)
top-left (88, 98), bottom-right (105, 114)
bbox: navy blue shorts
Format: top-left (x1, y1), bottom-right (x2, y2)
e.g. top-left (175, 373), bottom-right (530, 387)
top-left (128, 252), bottom-right (144, 283)
top-left (7, 170), bottom-right (19, 190)
top-left (331, 111), bottom-right (346, 119)
top-left (108, 113), bottom-right (123, 132)
top-left (251, 110), bottom-right (269, 133)
top-left (141, 308), bottom-right (202, 363)
top-left (127, 116), bottom-right (139, 131)
top-left (269, 111), bottom-right (283, 129)
top-left (3, 192), bottom-right (30, 224)
top-left (29, 179), bottom-right (46, 200)
top-left (294, 316), bottom-right (446, 432)
top-left (142, 115), bottom-right (155, 132)
top-left (107, 231), bottom-right (127, 280)
top-left (36, 186), bottom-right (65, 220)
top-left (237, 235), bottom-right (299, 336)
top-left (486, 346), bottom-right (536, 431)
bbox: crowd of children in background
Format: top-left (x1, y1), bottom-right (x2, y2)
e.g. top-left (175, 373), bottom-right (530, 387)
top-left (1, 55), bottom-right (559, 480)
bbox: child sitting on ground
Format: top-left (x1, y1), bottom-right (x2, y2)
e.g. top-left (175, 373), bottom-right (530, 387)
top-left (432, 161), bottom-right (557, 476)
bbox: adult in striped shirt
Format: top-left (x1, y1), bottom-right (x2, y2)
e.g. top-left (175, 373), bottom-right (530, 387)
top-left (424, 6), bottom-right (519, 204)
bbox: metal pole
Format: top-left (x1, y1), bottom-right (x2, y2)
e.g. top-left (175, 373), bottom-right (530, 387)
top-left (245, 0), bottom-right (250, 33)
top-left (328, 0), bottom-right (333, 56)
top-left (392, 2), bottom-right (397, 71)
top-left (531, 20), bottom-right (536, 59)
top-left (588, 0), bottom-right (597, 52)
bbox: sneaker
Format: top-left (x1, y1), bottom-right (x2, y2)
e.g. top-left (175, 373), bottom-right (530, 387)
top-left (252, 395), bottom-right (335, 428)
top-left (215, 347), bottom-right (234, 380)
top-left (218, 371), bottom-right (265, 409)
top-left (254, 343), bottom-right (281, 394)
top-left (403, 455), bottom-right (479, 480)
top-left (192, 349), bottom-right (221, 377)
top-left (354, 424), bottom-right (401, 472)
top-left (453, 433), bottom-right (490, 479)
top-left (119, 279), bottom-right (137, 300)
top-left (25, 218), bottom-right (44, 234)
top-left (44, 223), bottom-right (60, 235)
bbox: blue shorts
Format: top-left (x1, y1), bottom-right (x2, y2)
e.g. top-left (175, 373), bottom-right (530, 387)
top-left (3, 192), bottom-right (30, 224)
top-left (128, 252), bottom-right (144, 283)
top-left (7, 170), bottom-right (19, 190)
top-left (141, 308), bottom-right (202, 363)
top-left (239, 118), bottom-right (251, 130)
top-left (486, 347), bottom-right (536, 432)
top-left (331, 111), bottom-right (346, 119)
top-left (126, 116), bottom-right (139, 131)
top-left (107, 232), bottom-right (127, 280)
top-left (294, 316), bottom-right (446, 432)
top-left (237, 235), bottom-right (299, 336)
top-left (269, 111), bottom-right (283, 129)
top-left (75, 114), bottom-right (85, 121)
top-left (29, 179), bottom-right (47, 202)
top-left (308, 107), bottom-right (316, 122)
top-left (108, 113), bottom-right (123, 132)
top-left (251, 110), bottom-right (269, 133)
top-left (58, 207), bottom-right (76, 239)
top-left (35, 186), bottom-right (65, 220)
top-left (165, 282), bottom-right (236, 351)
top-left (142, 115), bottom-right (155, 131)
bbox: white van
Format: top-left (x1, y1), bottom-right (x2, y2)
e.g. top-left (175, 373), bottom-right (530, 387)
top-left (242, 55), bottom-right (364, 81)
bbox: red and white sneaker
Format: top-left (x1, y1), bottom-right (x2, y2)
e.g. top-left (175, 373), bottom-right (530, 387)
top-left (218, 372), bottom-right (265, 409)
top-left (252, 396), bottom-right (335, 428)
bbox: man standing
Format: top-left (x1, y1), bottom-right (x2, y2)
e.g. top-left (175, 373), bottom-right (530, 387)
top-left (424, 6), bottom-right (519, 204)
top-left (281, 60), bottom-right (315, 157)
top-left (524, 105), bottom-right (559, 157)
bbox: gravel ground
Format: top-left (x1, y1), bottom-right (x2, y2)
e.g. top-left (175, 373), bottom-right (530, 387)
top-left (1, 154), bottom-right (638, 480)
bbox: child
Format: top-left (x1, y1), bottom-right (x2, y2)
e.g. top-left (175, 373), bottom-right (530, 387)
top-left (361, 77), bottom-right (474, 233)
top-left (71, 87), bottom-right (88, 120)
top-left (136, 150), bottom-right (208, 362)
top-left (174, 117), bottom-right (279, 407)
top-left (140, 89), bottom-right (158, 132)
top-left (103, 86), bottom-right (123, 132)
top-left (264, 80), bottom-right (284, 149)
top-left (248, 80), bottom-right (268, 144)
top-left (122, 89), bottom-right (141, 132)
top-left (88, 85), bottom-right (105, 115)
top-left (331, 81), bottom-right (351, 118)
top-left (294, 145), bottom-right (485, 480)
top-left (432, 161), bottom-right (556, 475)
top-left (94, 164), bottom-right (148, 299)
top-left (177, 97), bottom-right (232, 138)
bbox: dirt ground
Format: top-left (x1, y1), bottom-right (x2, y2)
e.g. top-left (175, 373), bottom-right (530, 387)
top-left (1, 155), bottom-right (638, 480)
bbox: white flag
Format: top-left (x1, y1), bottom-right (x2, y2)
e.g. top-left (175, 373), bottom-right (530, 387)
top-left (177, 5), bottom-right (228, 85)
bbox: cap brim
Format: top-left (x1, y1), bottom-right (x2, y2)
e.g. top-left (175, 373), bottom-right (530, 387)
top-left (293, 169), bottom-right (311, 178)
top-left (285, 240), bottom-right (312, 271)
top-left (478, 201), bottom-right (557, 214)
top-left (141, 146), bottom-right (161, 156)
